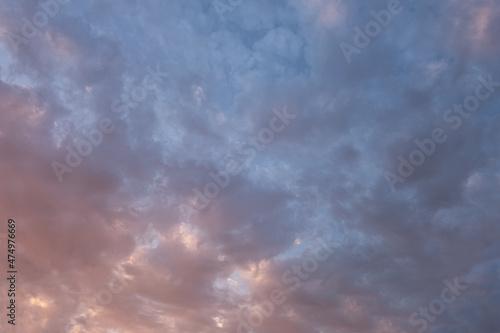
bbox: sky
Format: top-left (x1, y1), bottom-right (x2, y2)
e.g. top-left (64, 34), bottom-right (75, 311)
top-left (0, 0), bottom-right (499, 332)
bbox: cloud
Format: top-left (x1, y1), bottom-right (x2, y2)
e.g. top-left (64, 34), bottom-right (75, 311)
top-left (0, 0), bottom-right (499, 332)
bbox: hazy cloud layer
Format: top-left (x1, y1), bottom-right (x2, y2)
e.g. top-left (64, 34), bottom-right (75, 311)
top-left (0, 0), bottom-right (499, 332)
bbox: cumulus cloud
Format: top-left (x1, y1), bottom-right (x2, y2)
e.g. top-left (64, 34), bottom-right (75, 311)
top-left (0, 0), bottom-right (499, 332)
